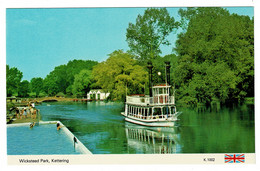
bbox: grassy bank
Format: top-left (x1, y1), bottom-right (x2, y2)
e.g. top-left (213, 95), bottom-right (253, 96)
top-left (176, 97), bottom-right (254, 108)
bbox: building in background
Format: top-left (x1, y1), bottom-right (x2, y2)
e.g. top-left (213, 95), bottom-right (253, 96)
top-left (87, 89), bottom-right (110, 100)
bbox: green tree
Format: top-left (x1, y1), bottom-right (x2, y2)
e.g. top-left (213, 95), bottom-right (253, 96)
top-left (174, 7), bottom-right (254, 104)
top-left (18, 80), bottom-right (30, 97)
top-left (52, 65), bottom-right (68, 94)
top-left (30, 77), bottom-right (43, 97)
top-left (43, 74), bottom-right (59, 96)
top-left (149, 54), bottom-right (178, 85)
top-left (66, 60), bottom-right (98, 95)
top-left (6, 65), bottom-right (23, 97)
top-left (72, 69), bottom-right (92, 97)
top-left (126, 8), bottom-right (179, 63)
top-left (42, 60), bottom-right (98, 96)
top-left (43, 65), bottom-right (70, 96)
top-left (93, 50), bottom-right (148, 101)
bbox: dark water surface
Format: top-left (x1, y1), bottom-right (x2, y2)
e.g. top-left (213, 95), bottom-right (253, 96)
top-left (37, 101), bottom-right (254, 154)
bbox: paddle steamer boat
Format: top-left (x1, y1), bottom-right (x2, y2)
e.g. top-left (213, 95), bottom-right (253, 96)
top-left (121, 62), bottom-right (181, 127)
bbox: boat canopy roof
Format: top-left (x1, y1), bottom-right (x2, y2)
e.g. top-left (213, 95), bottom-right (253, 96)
top-left (152, 83), bottom-right (171, 88)
top-left (128, 94), bottom-right (145, 97)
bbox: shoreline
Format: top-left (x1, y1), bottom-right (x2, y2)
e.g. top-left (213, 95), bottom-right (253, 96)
top-left (18, 97), bottom-right (110, 104)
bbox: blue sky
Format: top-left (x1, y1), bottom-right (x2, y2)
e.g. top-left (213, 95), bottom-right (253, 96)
top-left (6, 7), bottom-right (254, 81)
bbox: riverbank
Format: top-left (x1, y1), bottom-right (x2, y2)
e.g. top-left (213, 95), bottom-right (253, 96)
top-left (8, 117), bottom-right (40, 124)
top-left (22, 97), bottom-right (74, 103)
top-left (176, 97), bottom-right (254, 108)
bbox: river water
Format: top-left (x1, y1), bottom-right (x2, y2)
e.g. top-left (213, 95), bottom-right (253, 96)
top-left (37, 101), bottom-right (254, 154)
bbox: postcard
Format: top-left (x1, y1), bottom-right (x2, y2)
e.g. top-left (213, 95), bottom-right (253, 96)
top-left (1, 0), bottom-right (257, 168)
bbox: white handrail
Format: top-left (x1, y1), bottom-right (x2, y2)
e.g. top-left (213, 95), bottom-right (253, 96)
top-left (126, 96), bottom-right (175, 105)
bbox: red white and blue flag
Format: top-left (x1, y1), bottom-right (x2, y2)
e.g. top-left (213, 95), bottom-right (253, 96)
top-left (225, 154), bottom-right (245, 163)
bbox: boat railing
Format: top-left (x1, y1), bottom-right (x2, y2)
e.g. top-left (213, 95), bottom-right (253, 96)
top-left (126, 95), bottom-right (175, 105)
top-left (128, 113), bottom-right (175, 120)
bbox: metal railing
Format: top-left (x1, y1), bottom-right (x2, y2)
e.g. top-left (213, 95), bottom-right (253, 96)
top-left (126, 95), bottom-right (175, 105)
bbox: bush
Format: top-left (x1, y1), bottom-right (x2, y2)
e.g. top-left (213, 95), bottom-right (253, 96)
top-left (39, 92), bottom-right (48, 97)
top-left (56, 92), bottom-right (65, 97)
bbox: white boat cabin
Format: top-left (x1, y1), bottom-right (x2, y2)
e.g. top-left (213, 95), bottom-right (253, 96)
top-left (126, 84), bottom-right (175, 106)
top-left (125, 105), bottom-right (176, 120)
top-left (125, 84), bottom-right (176, 120)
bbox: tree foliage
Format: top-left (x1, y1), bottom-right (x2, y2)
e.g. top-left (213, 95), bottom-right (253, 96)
top-left (18, 80), bottom-right (30, 97)
top-left (6, 65), bottom-right (23, 96)
top-left (66, 60), bottom-right (98, 90)
top-left (72, 69), bottom-right (92, 97)
top-left (42, 60), bottom-right (98, 96)
top-left (149, 54), bottom-right (178, 85)
top-left (126, 8), bottom-right (179, 63)
top-left (93, 50), bottom-right (148, 101)
top-left (43, 74), bottom-right (59, 96)
top-left (6, 7), bottom-right (253, 105)
top-left (30, 77), bottom-right (44, 97)
top-left (174, 7), bottom-right (254, 104)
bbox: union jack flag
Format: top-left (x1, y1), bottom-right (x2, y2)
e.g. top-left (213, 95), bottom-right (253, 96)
top-left (225, 154), bottom-right (245, 163)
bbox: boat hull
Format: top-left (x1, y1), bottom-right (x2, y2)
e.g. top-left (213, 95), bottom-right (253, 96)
top-left (124, 116), bottom-right (175, 127)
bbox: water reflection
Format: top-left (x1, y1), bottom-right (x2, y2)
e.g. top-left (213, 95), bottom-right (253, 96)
top-left (125, 123), bottom-right (181, 154)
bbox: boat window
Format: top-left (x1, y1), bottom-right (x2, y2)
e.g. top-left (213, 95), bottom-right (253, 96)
top-left (154, 108), bottom-right (162, 115)
top-left (163, 107), bottom-right (170, 115)
top-left (147, 108), bottom-right (151, 116)
top-left (139, 108), bottom-right (142, 115)
top-left (154, 89), bottom-right (156, 95)
top-left (171, 107), bottom-right (176, 114)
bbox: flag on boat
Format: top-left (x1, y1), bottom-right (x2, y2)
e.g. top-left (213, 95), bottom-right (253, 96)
top-left (225, 154), bottom-right (245, 163)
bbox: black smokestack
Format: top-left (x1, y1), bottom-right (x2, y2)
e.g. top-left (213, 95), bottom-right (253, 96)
top-left (147, 61), bottom-right (153, 97)
top-left (165, 61), bottom-right (171, 86)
